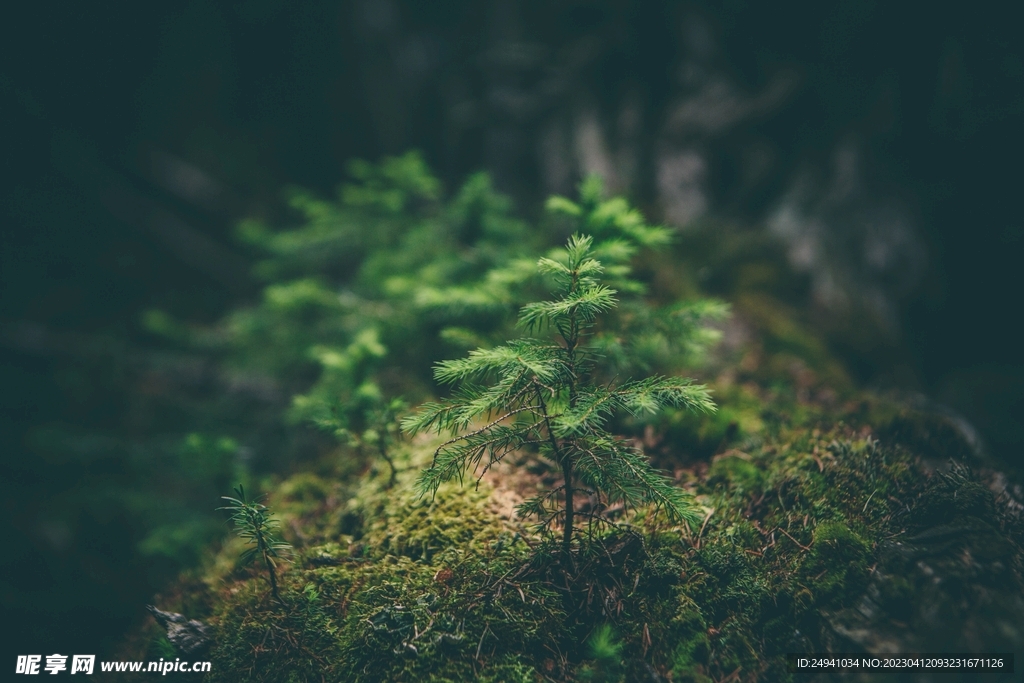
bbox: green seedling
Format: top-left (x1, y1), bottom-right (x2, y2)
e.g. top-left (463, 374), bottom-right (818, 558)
top-left (219, 486), bottom-right (292, 603)
top-left (404, 234), bottom-right (714, 559)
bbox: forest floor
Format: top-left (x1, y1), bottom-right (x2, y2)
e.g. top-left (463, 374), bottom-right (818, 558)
top-left (120, 305), bottom-right (1024, 683)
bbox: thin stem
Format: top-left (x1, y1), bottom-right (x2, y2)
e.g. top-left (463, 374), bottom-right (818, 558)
top-left (535, 380), bottom-right (573, 559)
top-left (264, 550), bottom-right (282, 603)
top-left (254, 523), bottom-right (284, 604)
top-left (561, 456), bottom-right (574, 559)
top-left (565, 270), bottom-right (580, 410)
top-left (378, 440), bottom-right (397, 488)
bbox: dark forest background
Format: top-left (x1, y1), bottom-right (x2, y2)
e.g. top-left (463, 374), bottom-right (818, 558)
top-left (2, 0), bottom-right (1022, 662)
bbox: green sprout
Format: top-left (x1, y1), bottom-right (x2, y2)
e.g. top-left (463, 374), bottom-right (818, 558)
top-left (578, 624), bottom-right (625, 682)
top-left (219, 486), bottom-right (292, 603)
top-left (359, 396), bottom-right (408, 488)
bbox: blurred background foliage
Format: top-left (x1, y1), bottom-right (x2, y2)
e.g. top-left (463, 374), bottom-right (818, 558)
top-left (2, 0), bottom-right (1023, 660)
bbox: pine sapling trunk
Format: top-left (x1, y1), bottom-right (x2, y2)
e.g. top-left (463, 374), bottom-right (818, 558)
top-left (560, 275), bottom-right (580, 561)
top-left (535, 383), bottom-right (574, 560)
top-left (254, 526), bottom-right (284, 605)
top-left (561, 456), bottom-right (574, 559)
top-left (378, 441), bottom-right (397, 488)
top-left (263, 547), bottom-right (282, 604)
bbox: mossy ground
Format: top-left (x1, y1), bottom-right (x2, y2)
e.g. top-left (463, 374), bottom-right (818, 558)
top-left (122, 305), bottom-right (1024, 682)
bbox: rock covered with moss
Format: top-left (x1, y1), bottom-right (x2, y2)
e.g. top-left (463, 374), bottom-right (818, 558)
top-left (130, 394), bottom-right (1023, 682)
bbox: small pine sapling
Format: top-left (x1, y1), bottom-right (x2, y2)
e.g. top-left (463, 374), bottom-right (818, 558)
top-left (404, 234), bottom-right (714, 559)
top-left (219, 486), bottom-right (292, 603)
top-left (578, 624), bottom-right (625, 682)
top-left (357, 396), bottom-right (408, 487)
top-left (306, 388), bottom-right (408, 488)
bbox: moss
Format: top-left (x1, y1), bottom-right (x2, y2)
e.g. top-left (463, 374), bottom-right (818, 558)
top-left (910, 467), bottom-right (996, 527)
top-left (163, 449), bottom-right (568, 682)
top-left (800, 521), bottom-right (871, 607)
top-left (357, 480), bottom-right (500, 561)
top-left (126, 413), bottom-right (1024, 682)
top-left (127, 349), bottom-right (1024, 683)
top-left (276, 472), bottom-right (333, 506)
top-left (878, 408), bottom-right (978, 463)
top-left (667, 597), bottom-right (711, 681)
top-left (706, 454), bottom-right (764, 497)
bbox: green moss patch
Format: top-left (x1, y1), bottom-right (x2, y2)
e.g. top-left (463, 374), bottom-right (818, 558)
top-left (126, 402), bottom-right (1023, 682)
